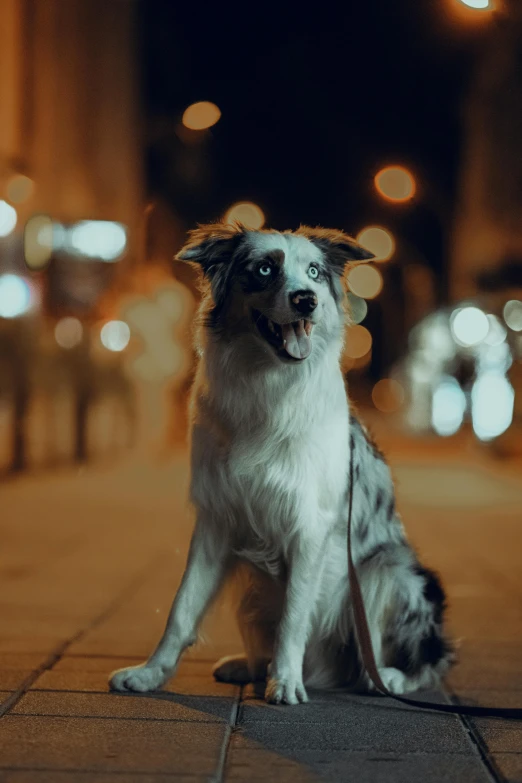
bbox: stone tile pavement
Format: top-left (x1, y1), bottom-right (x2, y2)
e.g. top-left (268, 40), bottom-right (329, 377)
top-left (0, 429), bottom-right (521, 781)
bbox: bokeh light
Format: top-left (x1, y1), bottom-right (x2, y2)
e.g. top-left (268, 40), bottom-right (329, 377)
top-left (372, 379), bottom-right (405, 413)
top-left (432, 377), bottom-right (467, 436)
top-left (347, 292), bottom-right (368, 324)
top-left (472, 373), bottom-right (514, 441)
top-left (0, 274), bottom-right (32, 318)
top-left (347, 264), bottom-right (383, 299)
top-left (100, 320), bottom-right (131, 352)
top-left (182, 101), bottom-right (221, 130)
top-left (375, 166), bottom-right (415, 202)
top-left (224, 202), bottom-right (265, 229)
top-left (68, 221), bottom-right (127, 262)
top-left (345, 324), bottom-right (372, 358)
top-left (55, 317), bottom-right (83, 349)
top-left (450, 306), bottom-right (489, 346)
top-left (6, 174), bottom-right (34, 204)
top-left (0, 200), bottom-right (17, 237)
top-left (458, 0), bottom-right (490, 8)
top-left (503, 300), bottom-right (522, 332)
top-left (484, 314), bottom-right (507, 346)
top-left (24, 214), bottom-right (54, 270)
top-left (356, 226), bottom-right (394, 262)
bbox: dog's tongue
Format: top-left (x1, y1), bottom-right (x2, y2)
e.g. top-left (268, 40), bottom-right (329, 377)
top-left (282, 321), bottom-right (311, 360)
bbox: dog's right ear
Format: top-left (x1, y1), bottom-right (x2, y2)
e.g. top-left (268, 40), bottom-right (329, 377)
top-left (175, 223), bottom-right (246, 279)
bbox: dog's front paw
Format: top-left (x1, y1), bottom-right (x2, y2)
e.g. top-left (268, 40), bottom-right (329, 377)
top-left (265, 675), bottom-right (308, 705)
top-left (109, 663), bottom-right (169, 693)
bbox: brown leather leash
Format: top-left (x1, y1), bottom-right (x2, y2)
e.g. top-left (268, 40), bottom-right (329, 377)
top-left (347, 451), bottom-right (522, 719)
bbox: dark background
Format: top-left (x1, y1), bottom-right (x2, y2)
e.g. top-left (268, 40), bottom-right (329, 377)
top-left (141, 0), bottom-right (483, 283)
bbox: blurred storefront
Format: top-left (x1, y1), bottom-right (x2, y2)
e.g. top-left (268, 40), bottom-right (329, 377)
top-left (0, 0), bottom-right (156, 474)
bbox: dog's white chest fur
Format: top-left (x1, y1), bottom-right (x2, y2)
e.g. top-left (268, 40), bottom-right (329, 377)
top-left (190, 354), bottom-right (349, 570)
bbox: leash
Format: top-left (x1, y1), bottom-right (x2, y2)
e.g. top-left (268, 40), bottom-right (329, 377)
top-left (347, 449), bottom-right (522, 719)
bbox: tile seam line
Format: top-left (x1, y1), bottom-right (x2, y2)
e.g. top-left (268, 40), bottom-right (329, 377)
top-left (0, 766), bottom-right (203, 777)
top-left (210, 685), bottom-right (242, 783)
top-left (445, 685), bottom-right (508, 783)
top-left (5, 713), bottom-right (229, 724)
top-left (0, 549), bottom-right (169, 719)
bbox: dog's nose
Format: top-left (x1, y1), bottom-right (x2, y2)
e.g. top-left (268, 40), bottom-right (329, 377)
top-left (290, 290), bottom-right (318, 315)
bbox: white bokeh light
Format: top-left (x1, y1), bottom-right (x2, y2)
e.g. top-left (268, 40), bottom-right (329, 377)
top-left (0, 274), bottom-right (32, 318)
top-left (100, 320), bottom-right (130, 352)
top-left (458, 0), bottom-right (490, 8)
top-left (0, 201), bottom-right (17, 237)
top-left (472, 372), bottom-right (514, 441)
top-left (503, 300), bottom-right (522, 332)
top-left (476, 341), bottom-right (512, 374)
top-left (484, 314), bottom-right (507, 346)
top-left (68, 221), bottom-right (127, 262)
top-left (431, 376), bottom-right (467, 436)
top-left (451, 306), bottom-right (489, 347)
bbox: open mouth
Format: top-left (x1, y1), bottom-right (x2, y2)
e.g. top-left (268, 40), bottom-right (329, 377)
top-left (252, 310), bottom-right (313, 361)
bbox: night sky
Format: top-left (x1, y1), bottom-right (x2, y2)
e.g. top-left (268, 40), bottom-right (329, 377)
top-left (140, 0), bottom-right (485, 280)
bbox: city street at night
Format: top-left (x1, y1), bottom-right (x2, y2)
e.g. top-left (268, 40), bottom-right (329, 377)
top-left (1, 420), bottom-right (521, 781)
top-left (1, 0), bottom-right (522, 780)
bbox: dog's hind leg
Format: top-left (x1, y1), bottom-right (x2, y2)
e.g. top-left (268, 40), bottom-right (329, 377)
top-left (355, 543), bottom-right (454, 694)
top-left (110, 518), bottom-right (229, 693)
top-left (213, 583), bottom-right (275, 684)
top-left (213, 655), bottom-right (252, 684)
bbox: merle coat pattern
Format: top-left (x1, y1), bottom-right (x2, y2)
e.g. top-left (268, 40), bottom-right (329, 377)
top-left (110, 223), bottom-right (454, 704)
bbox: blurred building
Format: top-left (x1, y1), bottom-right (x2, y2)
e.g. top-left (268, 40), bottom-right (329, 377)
top-left (0, 0), bottom-right (142, 252)
top-left (0, 0), bottom-right (145, 472)
top-left (452, 5), bottom-right (522, 300)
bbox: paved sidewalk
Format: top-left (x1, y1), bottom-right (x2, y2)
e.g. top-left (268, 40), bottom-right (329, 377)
top-left (0, 433), bottom-right (521, 781)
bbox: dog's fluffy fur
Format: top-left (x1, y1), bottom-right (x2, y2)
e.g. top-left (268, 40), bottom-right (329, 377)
top-left (110, 223), bottom-right (454, 704)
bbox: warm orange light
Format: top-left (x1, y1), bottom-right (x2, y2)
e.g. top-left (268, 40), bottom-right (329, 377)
top-left (224, 202), bottom-right (265, 229)
top-left (182, 101), bottom-right (221, 130)
top-left (6, 174), bottom-right (34, 204)
top-left (356, 227), bottom-right (394, 262)
top-left (55, 317), bottom-right (83, 349)
top-left (372, 379), bottom-right (405, 413)
top-left (347, 265), bottom-right (383, 299)
top-left (375, 166), bottom-right (415, 202)
top-left (345, 325), bottom-right (372, 359)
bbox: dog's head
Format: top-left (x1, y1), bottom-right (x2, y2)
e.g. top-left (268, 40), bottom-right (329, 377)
top-left (176, 223), bottom-right (373, 364)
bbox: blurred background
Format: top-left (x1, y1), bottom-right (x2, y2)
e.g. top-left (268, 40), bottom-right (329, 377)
top-left (2, 7), bottom-right (522, 775)
top-left (1, 0), bottom-right (522, 475)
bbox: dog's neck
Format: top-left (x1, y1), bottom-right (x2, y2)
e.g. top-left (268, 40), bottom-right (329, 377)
top-left (192, 330), bottom-right (348, 438)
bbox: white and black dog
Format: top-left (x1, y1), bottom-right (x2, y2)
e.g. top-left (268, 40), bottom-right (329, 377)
top-left (110, 223), bottom-right (453, 704)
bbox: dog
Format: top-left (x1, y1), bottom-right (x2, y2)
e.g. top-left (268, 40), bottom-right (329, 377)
top-left (110, 223), bottom-right (454, 704)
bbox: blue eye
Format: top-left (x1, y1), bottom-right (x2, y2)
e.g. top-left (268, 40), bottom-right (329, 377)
top-left (258, 264), bottom-right (272, 277)
top-left (309, 265), bottom-right (319, 279)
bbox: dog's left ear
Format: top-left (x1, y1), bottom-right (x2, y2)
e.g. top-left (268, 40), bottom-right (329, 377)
top-left (175, 222), bottom-right (246, 279)
top-left (296, 226), bottom-right (374, 274)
